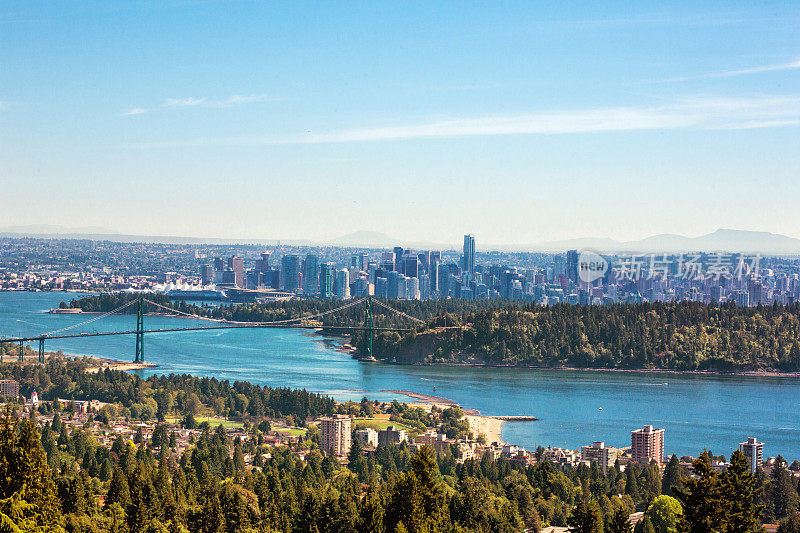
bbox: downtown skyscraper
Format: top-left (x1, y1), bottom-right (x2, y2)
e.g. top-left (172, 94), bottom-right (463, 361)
top-left (463, 234), bottom-right (476, 282)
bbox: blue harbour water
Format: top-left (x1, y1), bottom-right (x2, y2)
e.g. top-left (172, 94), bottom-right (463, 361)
top-left (2, 291), bottom-right (799, 459)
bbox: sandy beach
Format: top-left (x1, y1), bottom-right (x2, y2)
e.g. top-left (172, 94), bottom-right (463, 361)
top-left (387, 389), bottom-right (506, 444)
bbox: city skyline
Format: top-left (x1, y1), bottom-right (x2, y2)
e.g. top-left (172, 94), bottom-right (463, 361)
top-left (2, 1), bottom-right (799, 244)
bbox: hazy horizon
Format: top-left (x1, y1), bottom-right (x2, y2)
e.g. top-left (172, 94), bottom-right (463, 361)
top-left (2, 1), bottom-right (799, 244)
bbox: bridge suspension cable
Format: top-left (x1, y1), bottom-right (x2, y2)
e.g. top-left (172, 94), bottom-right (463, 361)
top-left (141, 297), bottom-right (370, 326)
top-left (370, 299), bottom-right (427, 324)
top-left (39, 299), bottom-right (140, 337)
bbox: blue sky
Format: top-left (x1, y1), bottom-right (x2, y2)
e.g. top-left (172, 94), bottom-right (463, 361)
top-left (1, 1), bottom-right (799, 246)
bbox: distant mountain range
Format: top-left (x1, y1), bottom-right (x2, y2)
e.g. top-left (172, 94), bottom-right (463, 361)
top-left (2, 225), bottom-right (800, 254)
top-left (525, 229), bottom-right (800, 254)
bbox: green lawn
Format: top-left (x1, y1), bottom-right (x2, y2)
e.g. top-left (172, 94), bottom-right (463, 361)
top-left (353, 417), bottom-right (418, 434)
top-left (273, 426), bottom-right (307, 436)
top-left (165, 416), bottom-right (244, 429)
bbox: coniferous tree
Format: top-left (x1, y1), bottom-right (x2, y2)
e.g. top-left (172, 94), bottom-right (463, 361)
top-left (720, 450), bottom-right (764, 533)
top-left (674, 453), bottom-right (723, 533)
top-left (661, 456), bottom-right (683, 498)
top-left (357, 488), bottom-right (385, 533)
top-left (608, 506), bottom-right (632, 533)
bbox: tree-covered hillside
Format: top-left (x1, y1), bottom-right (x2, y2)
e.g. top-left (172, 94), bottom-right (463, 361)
top-left (366, 302), bottom-right (800, 372)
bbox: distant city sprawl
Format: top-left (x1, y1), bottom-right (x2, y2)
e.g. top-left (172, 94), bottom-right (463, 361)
top-left (0, 234), bottom-right (794, 308)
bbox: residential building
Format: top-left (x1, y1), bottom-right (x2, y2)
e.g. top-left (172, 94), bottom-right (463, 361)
top-left (320, 415), bottom-right (351, 457)
top-left (631, 425), bottom-right (665, 464)
top-left (581, 441), bottom-right (619, 472)
top-left (355, 428), bottom-right (378, 447)
top-left (334, 268), bottom-right (350, 299)
top-left (0, 379), bottom-right (19, 398)
top-left (319, 262), bottom-right (335, 299)
top-left (739, 437), bottom-right (764, 473)
top-left (378, 426), bottom-right (408, 447)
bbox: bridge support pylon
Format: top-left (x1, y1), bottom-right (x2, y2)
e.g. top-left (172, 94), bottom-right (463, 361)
top-left (18, 340), bottom-right (23, 363)
top-left (39, 338), bottom-right (45, 363)
top-left (134, 297), bottom-right (145, 363)
top-left (364, 296), bottom-right (373, 359)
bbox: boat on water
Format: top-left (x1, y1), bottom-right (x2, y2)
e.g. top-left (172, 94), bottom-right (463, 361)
top-left (49, 307), bottom-right (83, 314)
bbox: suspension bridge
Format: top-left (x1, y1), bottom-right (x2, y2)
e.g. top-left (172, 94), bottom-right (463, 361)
top-left (0, 295), bottom-right (429, 364)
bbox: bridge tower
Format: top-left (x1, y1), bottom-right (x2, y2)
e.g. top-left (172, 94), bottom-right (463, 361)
top-left (364, 296), bottom-right (373, 359)
top-left (134, 297), bottom-right (145, 363)
top-left (39, 338), bottom-right (45, 363)
top-left (18, 340), bottom-right (23, 362)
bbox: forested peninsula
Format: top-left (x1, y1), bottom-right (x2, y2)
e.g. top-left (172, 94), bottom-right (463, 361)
top-left (66, 295), bottom-right (800, 373)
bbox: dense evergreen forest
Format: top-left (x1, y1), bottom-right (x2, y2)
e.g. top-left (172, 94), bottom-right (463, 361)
top-left (1, 360), bottom-right (795, 532)
top-left (67, 295), bottom-right (800, 371)
top-left (369, 302), bottom-right (800, 372)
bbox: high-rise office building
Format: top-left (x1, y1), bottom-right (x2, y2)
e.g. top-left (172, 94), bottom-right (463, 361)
top-left (200, 264), bottom-right (213, 285)
top-left (255, 252), bottom-right (272, 273)
top-left (631, 425), bottom-right (665, 464)
top-left (566, 250), bottom-right (579, 283)
top-left (393, 247), bottom-right (404, 273)
top-left (463, 234), bottom-right (475, 281)
top-left (403, 254), bottom-right (420, 279)
top-left (319, 263), bottom-right (335, 299)
top-left (739, 437), bottom-right (764, 473)
top-left (213, 257), bottom-right (225, 271)
top-left (351, 253), bottom-right (368, 271)
top-left (302, 254), bottom-right (319, 295)
top-left (320, 415), bottom-right (352, 457)
top-left (227, 256), bottom-right (245, 288)
top-left (280, 254), bottom-right (301, 292)
top-left (430, 258), bottom-right (440, 293)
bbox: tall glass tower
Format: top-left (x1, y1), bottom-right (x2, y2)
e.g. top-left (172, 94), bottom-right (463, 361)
top-left (463, 234), bottom-right (476, 281)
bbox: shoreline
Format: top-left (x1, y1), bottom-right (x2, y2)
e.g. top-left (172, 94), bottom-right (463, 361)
top-left (50, 306), bottom-right (800, 379)
top-left (382, 389), bottom-right (507, 445)
top-left (360, 356), bottom-right (800, 379)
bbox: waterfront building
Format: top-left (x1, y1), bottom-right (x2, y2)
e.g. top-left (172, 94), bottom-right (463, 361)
top-left (378, 426), bottom-right (408, 447)
top-left (581, 441), bottom-right (619, 472)
top-left (320, 415), bottom-right (352, 457)
top-left (631, 425), bottom-right (665, 464)
top-left (254, 252), bottom-right (271, 273)
top-left (280, 254), bottom-right (301, 293)
top-left (227, 256), bottom-right (245, 288)
top-left (739, 437), bottom-right (764, 473)
top-left (200, 264), bottom-right (213, 285)
top-left (355, 428), bottom-right (378, 447)
top-left (0, 379), bottom-right (19, 398)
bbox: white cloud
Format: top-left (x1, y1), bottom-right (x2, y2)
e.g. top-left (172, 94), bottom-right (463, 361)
top-left (119, 107), bottom-right (148, 116)
top-left (714, 57), bottom-right (800, 78)
top-left (162, 94), bottom-right (277, 108)
top-left (659, 55), bottom-right (800, 82)
top-left (163, 96), bottom-right (208, 107)
top-left (133, 94), bottom-right (799, 148)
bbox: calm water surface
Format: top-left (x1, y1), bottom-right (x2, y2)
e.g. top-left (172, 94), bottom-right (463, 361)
top-left (2, 291), bottom-right (799, 459)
